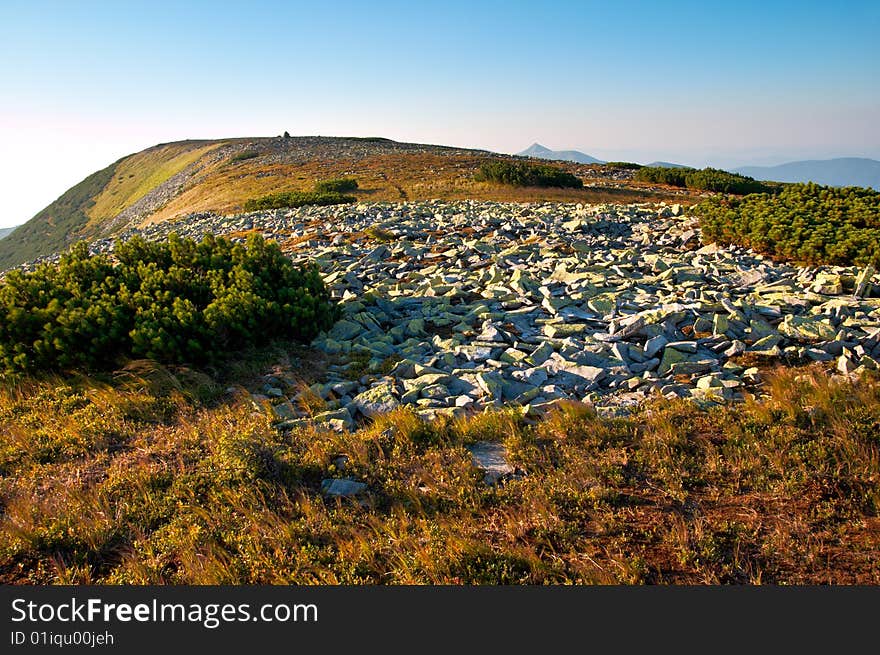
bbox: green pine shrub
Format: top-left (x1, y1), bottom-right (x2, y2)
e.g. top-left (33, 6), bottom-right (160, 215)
top-left (0, 233), bottom-right (339, 375)
top-left (242, 191), bottom-right (356, 212)
top-left (313, 178), bottom-right (359, 193)
top-left (636, 166), bottom-right (769, 194)
top-left (605, 161), bottom-right (644, 170)
top-left (695, 182), bottom-right (880, 266)
top-left (475, 161), bottom-right (583, 189)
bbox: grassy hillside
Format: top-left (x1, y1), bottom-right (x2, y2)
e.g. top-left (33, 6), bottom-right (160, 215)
top-left (0, 160), bottom-right (121, 269)
top-left (0, 227), bottom-right (15, 240)
top-left (0, 136), bottom-right (699, 270)
top-left (85, 141), bottom-right (223, 228)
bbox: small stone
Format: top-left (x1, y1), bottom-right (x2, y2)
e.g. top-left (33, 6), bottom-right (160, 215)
top-left (272, 402), bottom-right (297, 421)
top-left (854, 265), bottom-right (875, 298)
top-left (644, 334), bottom-right (668, 359)
top-left (313, 407), bottom-right (355, 430)
top-left (543, 323), bottom-right (588, 338)
top-left (526, 342), bottom-right (555, 366)
top-left (321, 478), bottom-right (367, 497)
top-left (658, 346), bottom-right (688, 374)
top-left (467, 441), bottom-right (516, 485)
top-left (328, 320), bottom-right (362, 341)
top-left (351, 381), bottom-right (399, 417)
top-left (837, 355), bottom-right (857, 375)
top-left (696, 375), bottom-right (722, 390)
top-left (667, 341), bottom-right (698, 354)
top-left (778, 315), bottom-right (837, 341)
top-left (723, 340), bottom-right (747, 358)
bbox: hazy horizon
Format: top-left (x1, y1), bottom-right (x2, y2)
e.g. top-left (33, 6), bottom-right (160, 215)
top-left (1, 1), bottom-right (878, 228)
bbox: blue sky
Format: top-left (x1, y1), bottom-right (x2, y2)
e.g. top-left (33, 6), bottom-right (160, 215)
top-left (1, 0), bottom-right (878, 227)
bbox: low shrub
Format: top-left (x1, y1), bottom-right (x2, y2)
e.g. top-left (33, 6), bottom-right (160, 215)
top-left (636, 166), bottom-right (769, 194)
top-left (314, 178), bottom-right (359, 193)
top-left (475, 161), bottom-right (583, 189)
top-left (695, 182), bottom-right (880, 266)
top-left (243, 191), bottom-right (356, 212)
top-left (0, 234), bottom-right (339, 375)
top-left (230, 151), bottom-right (260, 163)
top-left (605, 161), bottom-right (643, 170)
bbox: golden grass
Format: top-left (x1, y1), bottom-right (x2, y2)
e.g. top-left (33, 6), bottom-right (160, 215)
top-left (87, 141), bottom-right (224, 226)
top-left (1, 358), bottom-right (878, 585)
top-left (143, 152), bottom-right (697, 226)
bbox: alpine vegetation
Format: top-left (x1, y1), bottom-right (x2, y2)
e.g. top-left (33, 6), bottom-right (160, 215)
top-left (0, 234), bottom-right (337, 375)
top-left (696, 183), bottom-right (880, 266)
top-left (475, 161), bottom-right (584, 189)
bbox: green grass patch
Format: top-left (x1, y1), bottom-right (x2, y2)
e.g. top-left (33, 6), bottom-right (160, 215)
top-left (243, 191), bottom-right (356, 212)
top-left (230, 150), bottom-right (260, 163)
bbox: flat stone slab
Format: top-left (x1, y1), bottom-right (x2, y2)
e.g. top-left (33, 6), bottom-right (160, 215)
top-left (321, 478), bottom-right (367, 497)
top-left (467, 441), bottom-right (515, 484)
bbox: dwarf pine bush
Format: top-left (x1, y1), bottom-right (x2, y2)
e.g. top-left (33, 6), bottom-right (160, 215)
top-left (695, 182), bottom-right (880, 266)
top-left (636, 166), bottom-right (768, 194)
top-left (475, 161), bottom-right (583, 189)
top-left (0, 233), bottom-right (339, 375)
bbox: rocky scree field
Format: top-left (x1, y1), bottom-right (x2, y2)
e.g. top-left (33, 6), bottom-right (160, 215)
top-left (46, 198), bottom-right (880, 431)
top-left (1, 198), bottom-right (879, 584)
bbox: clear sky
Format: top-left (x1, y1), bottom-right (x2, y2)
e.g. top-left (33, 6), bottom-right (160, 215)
top-left (1, 0), bottom-right (878, 228)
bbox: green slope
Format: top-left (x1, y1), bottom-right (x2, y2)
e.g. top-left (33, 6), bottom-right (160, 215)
top-left (0, 140), bottom-right (222, 271)
top-left (0, 160), bottom-right (120, 269)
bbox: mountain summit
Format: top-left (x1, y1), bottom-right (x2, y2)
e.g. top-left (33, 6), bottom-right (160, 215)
top-left (0, 136), bottom-right (695, 270)
top-left (517, 143), bottom-right (603, 165)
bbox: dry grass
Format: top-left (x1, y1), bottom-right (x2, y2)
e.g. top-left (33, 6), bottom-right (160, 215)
top-left (87, 141), bottom-right (224, 226)
top-left (144, 153), bottom-right (697, 225)
top-left (1, 358), bottom-right (877, 585)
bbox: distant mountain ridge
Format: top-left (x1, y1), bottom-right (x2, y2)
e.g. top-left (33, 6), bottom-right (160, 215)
top-left (733, 157), bottom-right (880, 189)
top-left (646, 161), bottom-right (690, 169)
top-left (517, 143), bottom-right (604, 165)
top-left (0, 227), bottom-right (15, 240)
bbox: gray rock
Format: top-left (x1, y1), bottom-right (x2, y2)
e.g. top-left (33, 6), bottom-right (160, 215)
top-left (467, 441), bottom-right (516, 484)
top-left (313, 407), bottom-right (355, 430)
top-left (854, 265), bottom-right (875, 298)
top-left (272, 402), bottom-right (298, 421)
top-left (350, 381), bottom-right (399, 417)
top-left (644, 334), bottom-right (669, 359)
top-left (328, 319), bottom-right (362, 341)
top-left (321, 478), bottom-right (367, 497)
top-left (55, 196), bottom-right (880, 429)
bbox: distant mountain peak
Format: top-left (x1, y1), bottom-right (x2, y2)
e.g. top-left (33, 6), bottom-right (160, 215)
top-left (523, 143), bottom-right (554, 155)
top-left (517, 143), bottom-right (603, 165)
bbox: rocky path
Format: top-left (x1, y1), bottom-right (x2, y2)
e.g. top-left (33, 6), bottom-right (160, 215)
top-left (51, 200), bottom-right (880, 430)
